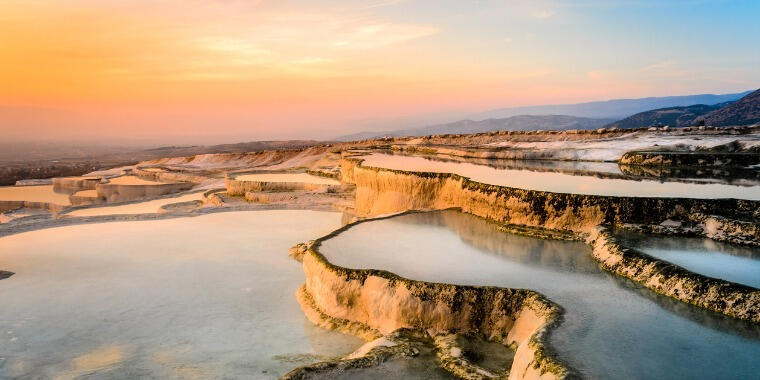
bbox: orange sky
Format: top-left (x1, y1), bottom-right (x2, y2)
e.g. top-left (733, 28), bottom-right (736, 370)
top-left (1, 0), bottom-right (758, 143)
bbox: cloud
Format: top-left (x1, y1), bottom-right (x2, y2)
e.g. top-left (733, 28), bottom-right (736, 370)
top-left (505, 0), bottom-right (558, 19)
top-left (328, 22), bottom-right (439, 49)
top-left (194, 37), bottom-right (272, 63)
top-left (351, 0), bottom-right (404, 10)
top-left (291, 57), bottom-right (336, 65)
top-left (637, 60), bottom-right (688, 78)
top-left (532, 9), bottom-right (555, 19)
top-left (640, 59), bottom-right (678, 71)
top-left (586, 70), bottom-right (607, 80)
top-left (504, 36), bottom-right (514, 43)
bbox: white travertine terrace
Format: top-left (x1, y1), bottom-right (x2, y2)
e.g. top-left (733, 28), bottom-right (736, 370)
top-left (65, 192), bottom-right (206, 217)
top-left (235, 173), bottom-right (340, 185)
top-left (106, 175), bottom-right (168, 185)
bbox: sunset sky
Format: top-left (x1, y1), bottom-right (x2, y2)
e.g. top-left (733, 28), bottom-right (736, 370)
top-left (1, 0), bottom-right (758, 144)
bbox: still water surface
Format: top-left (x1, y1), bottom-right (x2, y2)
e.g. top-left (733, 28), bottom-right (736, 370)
top-left (0, 185), bottom-right (72, 206)
top-left (0, 210), bottom-right (361, 379)
top-left (65, 192), bottom-right (205, 217)
top-left (320, 211), bottom-right (760, 379)
top-left (359, 153), bottom-right (760, 199)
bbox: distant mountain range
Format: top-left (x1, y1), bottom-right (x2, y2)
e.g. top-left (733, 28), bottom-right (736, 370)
top-left (336, 115), bottom-right (614, 141)
top-left (336, 90), bottom-right (753, 141)
top-left (472, 91), bottom-right (752, 120)
top-left (605, 88), bottom-right (760, 129)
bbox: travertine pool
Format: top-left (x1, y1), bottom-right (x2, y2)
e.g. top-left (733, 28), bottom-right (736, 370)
top-left (0, 210), bottom-right (361, 379)
top-left (320, 210), bottom-right (760, 379)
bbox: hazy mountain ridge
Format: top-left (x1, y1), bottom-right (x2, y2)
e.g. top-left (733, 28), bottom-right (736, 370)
top-left (605, 88), bottom-right (760, 129)
top-left (605, 102), bottom-right (732, 129)
top-left (336, 115), bottom-right (614, 141)
top-left (474, 91), bottom-right (751, 120)
top-left (336, 91), bottom-right (752, 141)
top-left (700, 89), bottom-right (760, 127)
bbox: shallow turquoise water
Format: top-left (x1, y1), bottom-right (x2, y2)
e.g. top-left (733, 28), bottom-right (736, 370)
top-left (0, 211), bottom-right (362, 379)
top-left (320, 210), bottom-right (760, 379)
top-left (617, 231), bottom-right (760, 289)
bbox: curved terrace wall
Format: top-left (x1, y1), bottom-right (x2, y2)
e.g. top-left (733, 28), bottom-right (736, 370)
top-left (96, 181), bottom-right (193, 203)
top-left (300, 219), bottom-right (573, 380)
top-left (588, 228), bottom-right (760, 323)
top-left (0, 200), bottom-right (67, 214)
top-left (68, 192), bottom-right (105, 206)
top-left (132, 167), bottom-right (210, 184)
top-left (51, 177), bottom-right (102, 190)
top-left (225, 170), bottom-right (347, 195)
top-left (620, 151), bottom-right (760, 167)
top-left (340, 156), bottom-right (760, 323)
top-left (341, 157), bottom-right (759, 238)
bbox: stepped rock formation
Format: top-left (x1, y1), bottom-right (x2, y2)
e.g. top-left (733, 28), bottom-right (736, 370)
top-left (337, 155), bottom-right (760, 323)
top-left (341, 157), bottom-right (758, 234)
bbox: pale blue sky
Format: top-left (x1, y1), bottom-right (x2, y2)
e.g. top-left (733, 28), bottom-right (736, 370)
top-left (1, 0), bottom-right (757, 142)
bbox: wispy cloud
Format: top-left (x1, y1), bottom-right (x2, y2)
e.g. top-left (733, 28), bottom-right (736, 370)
top-left (532, 9), bottom-right (555, 19)
top-left (290, 57), bottom-right (336, 65)
top-left (194, 37), bottom-right (272, 63)
top-left (586, 70), bottom-right (608, 80)
top-left (328, 22), bottom-right (438, 49)
top-left (640, 59), bottom-right (678, 71)
top-left (351, 0), bottom-right (404, 11)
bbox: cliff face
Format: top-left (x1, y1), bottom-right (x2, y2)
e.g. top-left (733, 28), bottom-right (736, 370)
top-left (342, 157), bottom-right (759, 235)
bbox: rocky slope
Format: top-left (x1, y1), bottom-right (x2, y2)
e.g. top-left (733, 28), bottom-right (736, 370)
top-left (605, 103), bottom-right (730, 129)
top-left (700, 88), bottom-right (760, 127)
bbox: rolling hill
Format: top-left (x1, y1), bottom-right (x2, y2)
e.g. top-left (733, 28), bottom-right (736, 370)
top-left (700, 89), bottom-right (760, 127)
top-left (605, 102), bottom-right (731, 129)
